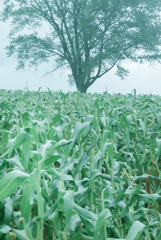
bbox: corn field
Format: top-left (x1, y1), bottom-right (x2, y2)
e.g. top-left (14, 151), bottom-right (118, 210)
top-left (0, 89), bottom-right (161, 240)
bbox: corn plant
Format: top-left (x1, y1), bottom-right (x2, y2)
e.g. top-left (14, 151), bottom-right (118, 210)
top-left (0, 89), bottom-right (161, 240)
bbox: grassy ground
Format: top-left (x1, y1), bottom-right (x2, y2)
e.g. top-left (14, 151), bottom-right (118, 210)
top-left (0, 89), bottom-right (161, 240)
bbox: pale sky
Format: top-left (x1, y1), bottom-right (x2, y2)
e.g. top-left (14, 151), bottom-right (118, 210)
top-left (1, 2), bottom-right (161, 95)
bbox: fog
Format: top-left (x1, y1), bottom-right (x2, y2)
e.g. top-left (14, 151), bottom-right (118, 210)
top-left (1, 1), bottom-right (161, 95)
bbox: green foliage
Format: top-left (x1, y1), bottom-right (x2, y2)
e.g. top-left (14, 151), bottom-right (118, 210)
top-left (1, 0), bottom-right (161, 92)
top-left (0, 89), bottom-right (161, 239)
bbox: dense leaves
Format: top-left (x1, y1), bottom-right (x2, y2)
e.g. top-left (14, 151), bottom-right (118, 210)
top-left (0, 89), bottom-right (161, 239)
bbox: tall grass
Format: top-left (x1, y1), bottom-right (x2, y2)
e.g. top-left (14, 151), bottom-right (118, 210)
top-left (0, 89), bottom-right (161, 240)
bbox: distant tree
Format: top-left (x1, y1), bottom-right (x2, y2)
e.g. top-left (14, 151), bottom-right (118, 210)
top-left (1, 0), bottom-right (161, 93)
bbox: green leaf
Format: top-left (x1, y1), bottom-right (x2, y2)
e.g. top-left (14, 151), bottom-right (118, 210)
top-left (74, 152), bottom-right (89, 176)
top-left (46, 168), bottom-right (73, 181)
top-left (19, 218), bottom-right (35, 240)
top-left (39, 140), bottom-right (52, 159)
top-left (54, 139), bottom-right (73, 148)
top-left (0, 132), bottom-right (32, 158)
top-left (0, 170), bottom-right (29, 201)
top-left (108, 239), bottom-right (125, 240)
top-left (48, 139), bottom-right (73, 155)
top-left (133, 174), bottom-right (160, 182)
top-left (28, 177), bottom-right (44, 219)
top-left (68, 214), bottom-right (81, 231)
top-left (138, 193), bottom-right (161, 201)
top-left (138, 119), bottom-right (146, 131)
top-left (20, 182), bottom-right (32, 221)
top-left (22, 137), bottom-right (32, 169)
top-left (63, 190), bottom-right (74, 229)
top-left (4, 198), bottom-right (13, 224)
top-left (0, 102), bottom-right (12, 112)
top-left (80, 216), bottom-right (96, 232)
top-left (156, 139), bottom-right (161, 157)
top-left (3, 156), bottom-right (23, 168)
top-left (81, 234), bottom-right (94, 240)
top-left (17, 97), bottom-right (30, 107)
top-left (13, 229), bottom-right (30, 240)
top-left (156, 231), bottom-right (161, 240)
top-left (14, 132), bottom-right (32, 149)
top-left (126, 221), bottom-right (145, 240)
top-left (71, 122), bottom-right (90, 139)
top-left (74, 203), bottom-right (97, 221)
top-left (156, 114), bottom-right (161, 130)
top-left (0, 225), bottom-right (11, 234)
top-left (94, 209), bottom-right (111, 238)
top-left (70, 232), bottom-right (83, 240)
top-left (42, 155), bottom-right (61, 168)
top-left (129, 89), bottom-right (136, 108)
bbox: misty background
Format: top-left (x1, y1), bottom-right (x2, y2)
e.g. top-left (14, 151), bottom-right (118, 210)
top-left (1, 1), bottom-right (161, 95)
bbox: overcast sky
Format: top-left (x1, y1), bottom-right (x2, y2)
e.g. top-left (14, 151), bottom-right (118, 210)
top-left (1, 2), bottom-right (161, 95)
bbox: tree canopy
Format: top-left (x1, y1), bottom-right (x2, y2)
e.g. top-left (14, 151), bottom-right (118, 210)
top-left (2, 0), bottom-right (161, 92)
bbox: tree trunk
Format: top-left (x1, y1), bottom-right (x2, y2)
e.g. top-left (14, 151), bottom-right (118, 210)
top-left (76, 85), bottom-right (87, 93)
top-left (74, 74), bottom-right (88, 93)
top-left (75, 81), bottom-right (88, 93)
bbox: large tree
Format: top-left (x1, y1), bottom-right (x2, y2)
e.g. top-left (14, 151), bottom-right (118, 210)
top-left (1, 0), bottom-right (161, 93)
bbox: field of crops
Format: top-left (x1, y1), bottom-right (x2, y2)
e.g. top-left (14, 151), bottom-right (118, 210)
top-left (0, 89), bottom-right (161, 240)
